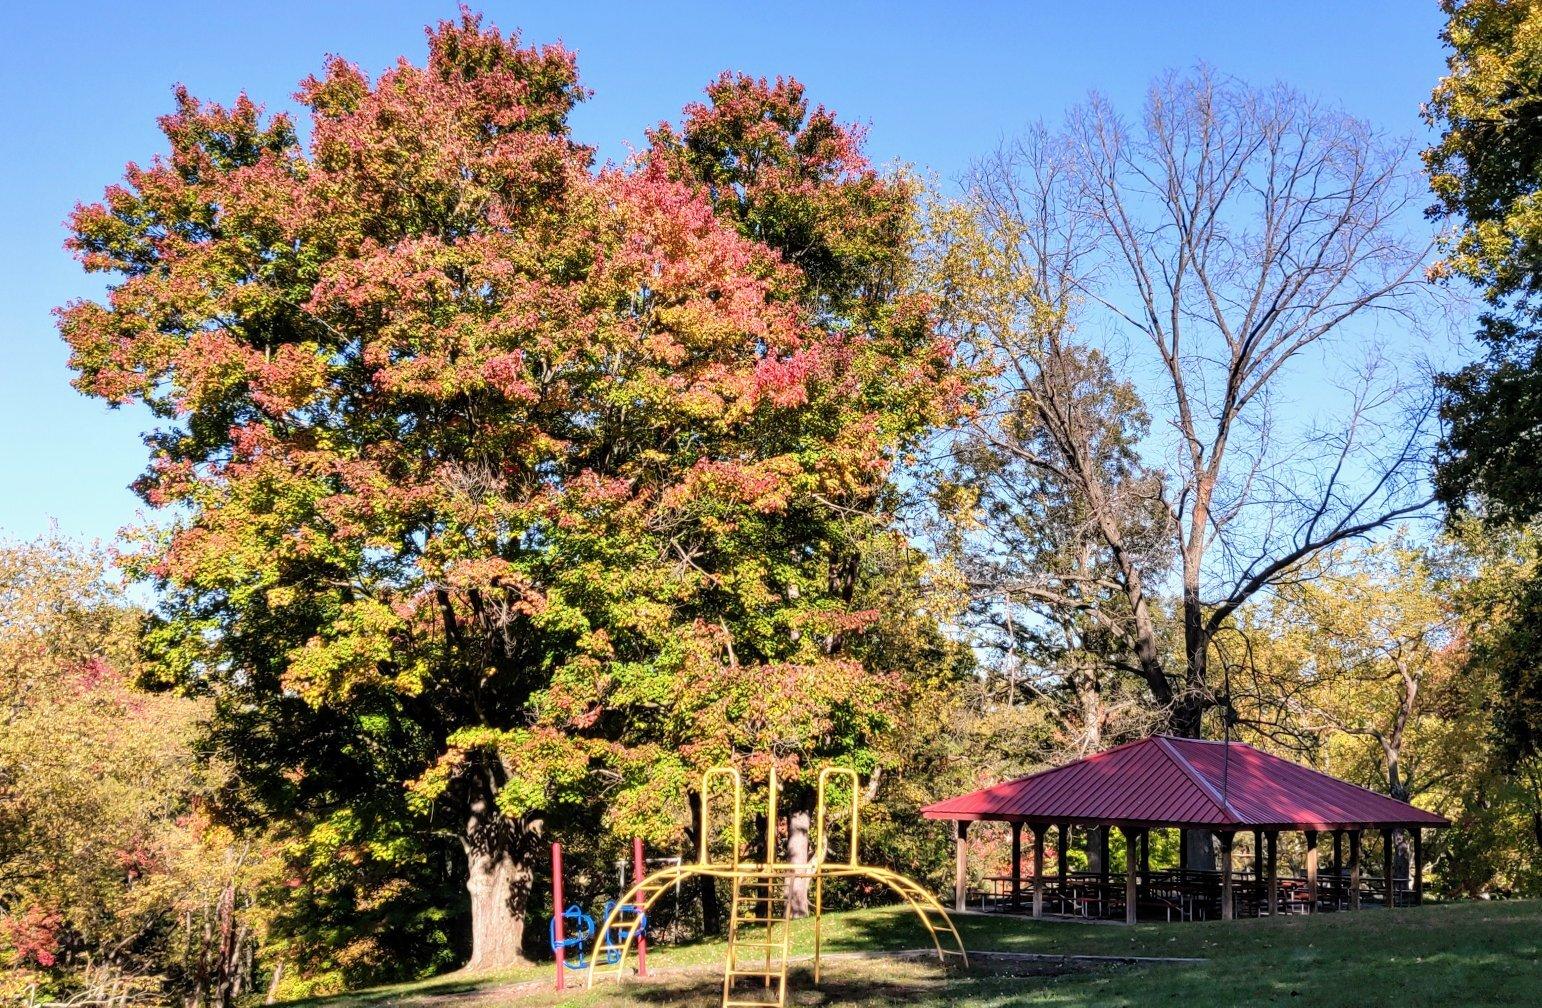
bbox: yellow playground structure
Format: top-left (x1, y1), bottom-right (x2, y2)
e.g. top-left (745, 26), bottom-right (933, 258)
top-left (585, 763), bottom-right (967, 1007)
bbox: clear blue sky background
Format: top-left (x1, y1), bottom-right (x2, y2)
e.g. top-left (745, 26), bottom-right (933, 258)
top-left (0, 1), bottom-right (1449, 545)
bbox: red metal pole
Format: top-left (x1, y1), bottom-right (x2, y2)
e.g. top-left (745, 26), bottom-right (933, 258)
top-left (632, 837), bottom-right (648, 977)
top-left (551, 842), bottom-right (565, 991)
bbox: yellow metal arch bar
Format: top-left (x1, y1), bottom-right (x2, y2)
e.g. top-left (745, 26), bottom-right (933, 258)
top-left (698, 766), bottom-right (743, 867)
top-left (815, 767), bottom-right (860, 867)
top-left (584, 862), bottom-right (705, 989)
top-left (765, 764), bottom-right (781, 866)
top-left (812, 865), bottom-right (968, 982)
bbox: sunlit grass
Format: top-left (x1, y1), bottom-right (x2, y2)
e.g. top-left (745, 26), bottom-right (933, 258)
top-left (288, 899), bottom-right (1542, 1008)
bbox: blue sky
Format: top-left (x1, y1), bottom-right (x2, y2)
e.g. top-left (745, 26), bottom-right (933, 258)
top-left (0, 1), bottom-right (1449, 545)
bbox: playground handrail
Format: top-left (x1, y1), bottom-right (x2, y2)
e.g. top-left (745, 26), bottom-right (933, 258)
top-left (698, 766), bottom-right (743, 867)
top-left (815, 766), bottom-right (860, 867)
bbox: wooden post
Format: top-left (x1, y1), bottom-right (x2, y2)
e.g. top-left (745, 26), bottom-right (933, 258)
top-left (1179, 828), bottom-right (1189, 872)
top-left (1348, 830), bottom-right (1362, 911)
top-left (1266, 830), bottom-right (1279, 916)
top-left (1032, 827), bottom-right (1045, 919)
top-left (1011, 822), bottom-right (1023, 912)
top-left (1252, 829), bottom-right (1264, 913)
top-left (1304, 830), bottom-right (1319, 913)
top-left (954, 821), bottom-right (969, 912)
top-left (1412, 828), bottom-right (1424, 906)
top-left (1124, 827), bottom-right (1138, 925)
top-left (1332, 830), bottom-right (1344, 910)
top-left (1100, 826), bottom-right (1111, 918)
top-left (1056, 823), bottom-right (1069, 898)
top-left (1220, 832), bottom-right (1235, 921)
top-left (1382, 828), bottom-right (1395, 909)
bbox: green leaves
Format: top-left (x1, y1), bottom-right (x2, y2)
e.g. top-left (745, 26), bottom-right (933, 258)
top-left (58, 9), bottom-right (971, 979)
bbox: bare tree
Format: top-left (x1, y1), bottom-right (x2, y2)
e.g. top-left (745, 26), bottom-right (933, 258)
top-left (932, 68), bottom-right (1436, 766)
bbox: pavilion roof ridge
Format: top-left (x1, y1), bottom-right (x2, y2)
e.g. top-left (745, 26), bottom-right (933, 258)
top-left (1163, 735), bottom-right (1450, 815)
top-left (1150, 734), bottom-right (1241, 826)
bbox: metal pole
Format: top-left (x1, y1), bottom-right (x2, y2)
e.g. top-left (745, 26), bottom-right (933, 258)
top-left (813, 871), bottom-right (825, 984)
top-left (632, 837), bottom-right (648, 977)
top-left (552, 842), bottom-right (566, 991)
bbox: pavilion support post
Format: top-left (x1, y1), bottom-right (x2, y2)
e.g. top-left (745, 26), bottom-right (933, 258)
top-left (1056, 824), bottom-right (1068, 903)
top-left (1252, 829), bottom-right (1264, 913)
top-left (1032, 827), bottom-right (1045, 919)
top-left (1219, 832), bottom-right (1235, 921)
top-left (1348, 830), bottom-right (1362, 911)
top-left (954, 821), bottom-right (969, 913)
top-left (1098, 827), bottom-right (1110, 919)
top-left (1179, 828), bottom-right (1189, 872)
top-left (1266, 830), bottom-right (1279, 916)
top-left (1412, 828), bottom-right (1424, 906)
top-left (1382, 828), bottom-right (1395, 909)
top-left (1304, 830), bottom-right (1319, 913)
top-left (1011, 822), bottom-right (1023, 912)
top-left (1332, 830), bottom-right (1344, 910)
top-left (1123, 827), bottom-right (1138, 926)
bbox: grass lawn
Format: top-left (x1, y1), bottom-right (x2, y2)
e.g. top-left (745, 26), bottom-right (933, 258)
top-left (288, 899), bottom-right (1542, 1008)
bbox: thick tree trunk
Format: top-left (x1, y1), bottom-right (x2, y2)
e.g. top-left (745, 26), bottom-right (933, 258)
top-left (1084, 826), bottom-right (1106, 874)
top-left (463, 841), bottom-right (532, 971)
top-left (700, 874), bottom-right (723, 935)
top-left (785, 810), bottom-right (812, 918)
top-left (1182, 829), bottom-right (1217, 872)
top-left (214, 880), bottom-right (238, 1008)
top-left (1072, 664), bottom-right (1105, 754)
top-left (1175, 586), bottom-right (1210, 739)
top-left (688, 790), bottom-right (723, 934)
top-left (1387, 752), bottom-right (1412, 891)
top-left (461, 773), bottom-right (537, 972)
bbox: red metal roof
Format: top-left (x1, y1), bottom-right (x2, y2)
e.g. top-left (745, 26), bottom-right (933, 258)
top-left (921, 735), bottom-right (1449, 831)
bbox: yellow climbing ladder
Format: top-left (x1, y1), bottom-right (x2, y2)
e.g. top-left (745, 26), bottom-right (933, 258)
top-left (722, 872), bottom-right (793, 1007)
top-left (585, 762), bottom-right (967, 1006)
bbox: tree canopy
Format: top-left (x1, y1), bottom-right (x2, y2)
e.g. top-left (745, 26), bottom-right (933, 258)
top-left (56, 10), bottom-right (967, 979)
top-left (1427, 0), bottom-right (1542, 764)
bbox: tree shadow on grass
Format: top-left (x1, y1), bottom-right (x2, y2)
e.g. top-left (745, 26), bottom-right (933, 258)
top-left (612, 957), bottom-right (1121, 1008)
top-left (618, 961), bottom-right (958, 1008)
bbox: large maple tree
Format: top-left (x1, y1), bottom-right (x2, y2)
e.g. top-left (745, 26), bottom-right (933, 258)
top-left (59, 12), bottom-right (964, 970)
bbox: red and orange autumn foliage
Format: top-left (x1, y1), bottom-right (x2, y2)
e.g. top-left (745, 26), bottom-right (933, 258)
top-left (57, 10), bottom-right (970, 972)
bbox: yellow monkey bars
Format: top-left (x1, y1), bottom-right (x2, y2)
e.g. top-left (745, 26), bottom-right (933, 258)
top-left (585, 761), bottom-right (967, 1006)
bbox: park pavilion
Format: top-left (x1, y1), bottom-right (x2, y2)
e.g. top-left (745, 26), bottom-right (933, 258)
top-left (922, 735), bottom-right (1449, 924)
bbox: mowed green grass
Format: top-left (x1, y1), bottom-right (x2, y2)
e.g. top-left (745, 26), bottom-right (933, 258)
top-left (289, 899), bottom-right (1541, 1008)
